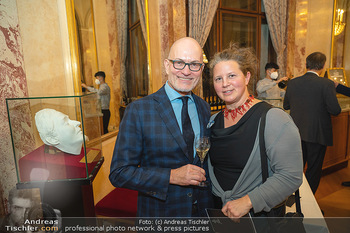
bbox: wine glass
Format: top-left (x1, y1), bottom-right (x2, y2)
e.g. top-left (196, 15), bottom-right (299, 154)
top-left (195, 136), bottom-right (210, 187)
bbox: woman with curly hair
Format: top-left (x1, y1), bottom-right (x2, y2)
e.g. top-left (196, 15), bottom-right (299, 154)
top-left (208, 43), bottom-right (303, 220)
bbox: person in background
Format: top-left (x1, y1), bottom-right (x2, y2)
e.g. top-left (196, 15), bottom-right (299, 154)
top-left (109, 37), bottom-right (213, 217)
top-left (284, 52), bottom-right (341, 194)
top-left (208, 43), bottom-right (303, 219)
top-left (256, 62), bottom-right (289, 100)
top-left (82, 71), bottom-right (111, 134)
top-left (333, 81), bottom-right (350, 187)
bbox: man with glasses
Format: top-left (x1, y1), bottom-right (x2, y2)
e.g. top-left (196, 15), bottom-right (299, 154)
top-left (109, 37), bottom-right (213, 217)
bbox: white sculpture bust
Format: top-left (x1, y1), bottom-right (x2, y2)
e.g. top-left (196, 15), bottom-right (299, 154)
top-left (35, 109), bottom-right (84, 155)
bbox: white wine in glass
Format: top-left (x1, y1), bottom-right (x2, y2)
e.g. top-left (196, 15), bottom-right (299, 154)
top-left (195, 136), bottom-right (210, 187)
top-left (196, 147), bottom-right (209, 162)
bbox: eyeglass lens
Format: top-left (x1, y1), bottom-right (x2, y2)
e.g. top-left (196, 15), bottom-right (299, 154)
top-left (170, 60), bottom-right (202, 71)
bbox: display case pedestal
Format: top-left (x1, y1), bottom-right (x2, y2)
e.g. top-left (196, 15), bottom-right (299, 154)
top-left (17, 157), bottom-right (104, 217)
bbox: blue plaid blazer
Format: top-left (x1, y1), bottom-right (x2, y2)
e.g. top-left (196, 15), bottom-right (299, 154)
top-left (109, 85), bottom-right (213, 217)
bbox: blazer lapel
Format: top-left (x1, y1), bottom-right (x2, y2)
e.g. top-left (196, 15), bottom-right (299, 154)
top-left (154, 87), bottom-right (190, 160)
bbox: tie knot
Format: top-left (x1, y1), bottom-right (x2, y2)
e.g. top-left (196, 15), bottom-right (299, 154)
top-left (180, 96), bottom-right (190, 105)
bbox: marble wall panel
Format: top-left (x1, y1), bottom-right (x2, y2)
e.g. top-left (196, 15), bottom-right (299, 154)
top-left (306, 0), bottom-right (333, 71)
top-left (16, 0), bottom-right (68, 97)
top-left (159, 0), bottom-right (187, 84)
top-left (293, 0), bottom-right (308, 77)
top-left (105, 0), bottom-right (120, 130)
top-left (288, 0), bottom-right (334, 78)
top-left (172, 0), bottom-right (187, 41)
top-left (0, 0), bottom-right (33, 213)
top-left (80, 29), bottom-right (94, 85)
top-left (159, 0), bottom-right (170, 84)
top-left (286, 0), bottom-right (296, 78)
top-left (147, 0), bottom-right (162, 93)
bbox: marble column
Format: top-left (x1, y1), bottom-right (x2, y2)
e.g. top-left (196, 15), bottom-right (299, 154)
top-left (159, 0), bottom-right (187, 84)
top-left (286, 0), bottom-right (308, 77)
top-left (286, 0), bottom-right (296, 78)
top-left (106, 0), bottom-right (121, 129)
top-left (0, 0), bottom-right (33, 212)
top-left (293, 0), bottom-right (308, 76)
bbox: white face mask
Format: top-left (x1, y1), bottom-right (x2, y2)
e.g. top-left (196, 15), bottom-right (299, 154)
top-left (95, 79), bottom-right (100, 85)
top-left (270, 71), bottom-right (278, 80)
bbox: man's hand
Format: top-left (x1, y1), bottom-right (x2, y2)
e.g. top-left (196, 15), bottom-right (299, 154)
top-left (81, 83), bottom-right (88, 88)
top-left (221, 195), bottom-right (253, 220)
top-left (170, 164), bottom-right (206, 186)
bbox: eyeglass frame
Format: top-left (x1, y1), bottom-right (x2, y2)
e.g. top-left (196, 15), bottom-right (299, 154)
top-left (167, 59), bottom-right (204, 72)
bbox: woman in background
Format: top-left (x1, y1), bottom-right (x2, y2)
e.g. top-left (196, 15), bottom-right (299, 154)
top-left (207, 43), bottom-right (303, 219)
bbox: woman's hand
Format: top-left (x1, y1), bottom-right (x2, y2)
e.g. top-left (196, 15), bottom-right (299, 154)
top-left (222, 195), bottom-right (253, 219)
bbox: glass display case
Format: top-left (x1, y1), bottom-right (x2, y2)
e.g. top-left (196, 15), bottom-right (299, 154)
top-left (257, 98), bottom-right (284, 108)
top-left (337, 96), bottom-right (350, 111)
top-left (6, 93), bottom-right (103, 184)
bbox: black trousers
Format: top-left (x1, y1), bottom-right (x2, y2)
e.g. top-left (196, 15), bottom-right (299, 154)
top-left (302, 140), bottom-right (327, 194)
top-left (102, 109), bottom-right (110, 134)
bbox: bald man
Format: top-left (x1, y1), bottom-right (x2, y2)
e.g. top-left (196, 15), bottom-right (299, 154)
top-left (109, 37), bottom-right (213, 217)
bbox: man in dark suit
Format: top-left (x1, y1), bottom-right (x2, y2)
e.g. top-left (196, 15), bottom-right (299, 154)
top-left (283, 52), bottom-right (341, 194)
top-left (109, 37), bottom-right (213, 217)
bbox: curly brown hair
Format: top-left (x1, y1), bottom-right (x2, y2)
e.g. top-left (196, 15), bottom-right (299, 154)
top-left (208, 43), bottom-right (258, 93)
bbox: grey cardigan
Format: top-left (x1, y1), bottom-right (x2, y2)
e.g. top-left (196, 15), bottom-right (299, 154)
top-left (208, 107), bottom-right (303, 213)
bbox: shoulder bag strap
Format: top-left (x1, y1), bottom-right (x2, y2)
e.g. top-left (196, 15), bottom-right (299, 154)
top-left (259, 107), bottom-right (269, 183)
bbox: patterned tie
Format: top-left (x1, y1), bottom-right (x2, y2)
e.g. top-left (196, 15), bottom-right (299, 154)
top-left (180, 96), bottom-right (195, 162)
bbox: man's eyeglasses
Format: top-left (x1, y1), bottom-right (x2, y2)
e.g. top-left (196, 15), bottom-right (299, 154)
top-left (168, 59), bottom-right (204, 72)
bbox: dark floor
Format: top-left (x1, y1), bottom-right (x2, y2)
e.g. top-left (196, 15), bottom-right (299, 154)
top-left (315, 163), bottom-right (350, 217)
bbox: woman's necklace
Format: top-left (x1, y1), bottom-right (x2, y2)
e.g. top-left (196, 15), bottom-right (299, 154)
top-left (222, 95), bottom-right (255, 121)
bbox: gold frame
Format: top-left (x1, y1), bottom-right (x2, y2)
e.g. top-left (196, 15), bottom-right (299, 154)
top-left (145, 0), bottom-right (152, 93)
top-left (326, 67), bottom-right (347, 86)
top-left (65, 0), bottom-right (81, 95)
top-left (330, 0), bottom-right (347, 68)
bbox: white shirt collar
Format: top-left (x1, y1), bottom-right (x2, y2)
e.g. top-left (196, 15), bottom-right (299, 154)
top-left (307, 71), bottom-right (319, 76)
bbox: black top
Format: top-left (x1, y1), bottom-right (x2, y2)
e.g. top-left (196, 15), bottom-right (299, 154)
top-left (210, 102), bottom-right (271, 191)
